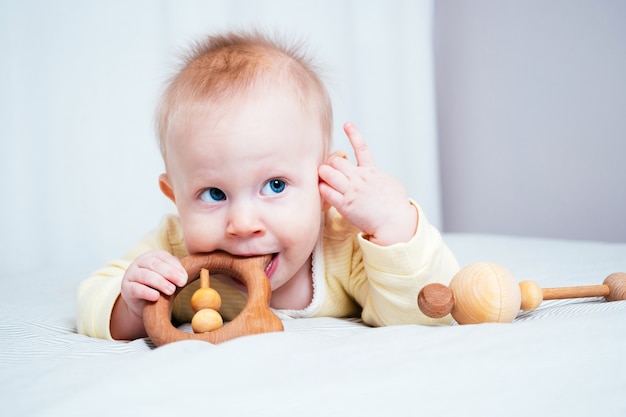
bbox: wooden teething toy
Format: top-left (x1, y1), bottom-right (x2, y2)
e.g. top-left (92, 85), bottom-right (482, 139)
top-left (143, 252), bottom-right (283, 346)
top-left (418, 262), bottom-right (626, 324)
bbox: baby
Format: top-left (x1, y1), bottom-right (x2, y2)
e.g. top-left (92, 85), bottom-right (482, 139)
top-left (77, 30), bottom-right (459, 341)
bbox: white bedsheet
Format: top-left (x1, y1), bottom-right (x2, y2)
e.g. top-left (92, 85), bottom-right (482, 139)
top-left (2, 234), bottom-right (626, 416)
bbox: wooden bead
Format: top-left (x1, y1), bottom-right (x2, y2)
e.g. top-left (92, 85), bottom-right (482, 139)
top-left (417, 283), bottom-right (454, 319)
top-left (449, 262), bottom-right (521, 324)
top-left (519, 280), bottom-right (543, 311)
top-left (190, 287), bottom-right (222, 313)
top-left (604, 272), bottom-right (626, 302)
top-left (191, 308), bottom-right (223, 333)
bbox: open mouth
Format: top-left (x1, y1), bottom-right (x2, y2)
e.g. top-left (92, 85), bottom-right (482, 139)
top-left (229, 253), bottom-right (277, 292)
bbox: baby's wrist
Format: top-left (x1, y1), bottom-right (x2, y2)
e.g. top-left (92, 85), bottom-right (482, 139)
top-left (367, 202), bottom-right (418, 246)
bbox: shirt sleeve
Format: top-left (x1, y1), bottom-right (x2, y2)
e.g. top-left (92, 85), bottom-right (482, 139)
top-left (76, 260), bottom-right (129, 340)
top-left (353, 202), bottom-right (459, 326)
top-left (76, 216), bottom-right (184, 340)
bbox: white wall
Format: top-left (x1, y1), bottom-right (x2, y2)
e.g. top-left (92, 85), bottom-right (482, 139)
top-left (436, 0), bottom-right (626, 243)
top-left (0, 0), bottom-right (440, 278)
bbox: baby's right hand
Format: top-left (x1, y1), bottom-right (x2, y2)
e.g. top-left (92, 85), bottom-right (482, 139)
top-left (120, 250), bottom-right (188, 319)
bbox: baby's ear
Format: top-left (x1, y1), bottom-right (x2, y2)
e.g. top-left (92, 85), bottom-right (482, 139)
top-left (326, 150), bottom-right (348, 164)
top-left (159, 173), bottom-right (176, 203)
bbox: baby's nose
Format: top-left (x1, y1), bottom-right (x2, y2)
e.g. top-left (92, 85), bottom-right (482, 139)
top-left (225, 203), bottom-right (266, 237)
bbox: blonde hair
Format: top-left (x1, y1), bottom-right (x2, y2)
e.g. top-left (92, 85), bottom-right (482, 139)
top-left (156, 30), bottom-right (333, 158)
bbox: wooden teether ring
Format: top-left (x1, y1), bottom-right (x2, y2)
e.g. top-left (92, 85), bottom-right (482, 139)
top-left (143, 252), bottom-right (284, 346)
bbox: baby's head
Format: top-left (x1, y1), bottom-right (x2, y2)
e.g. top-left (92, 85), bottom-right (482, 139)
top-left (156, 31), bottom-right (333, 303)
top-left (156, 30), bottom-right (333, 162)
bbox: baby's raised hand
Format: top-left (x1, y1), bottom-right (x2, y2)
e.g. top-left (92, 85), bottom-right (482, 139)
top-left (120, 250), bottom-right (188, 319)
top-left (318, 123), bottom-right (418, 246)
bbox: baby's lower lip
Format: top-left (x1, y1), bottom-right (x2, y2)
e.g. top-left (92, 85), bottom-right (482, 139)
top-left (264, 254), bottom-right (278, 279)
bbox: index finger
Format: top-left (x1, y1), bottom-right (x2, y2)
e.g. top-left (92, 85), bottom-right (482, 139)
top-left (343, 122), bottom-right (376, 167)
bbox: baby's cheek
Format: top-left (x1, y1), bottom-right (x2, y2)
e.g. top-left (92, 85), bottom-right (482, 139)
top-left (285, 206), bottom-right (322, 242)
top-left (182, 222), bottom-right (221, 254)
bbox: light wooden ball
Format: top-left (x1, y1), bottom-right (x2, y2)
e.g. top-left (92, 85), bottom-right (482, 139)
top-left (190, 287), bottom-right (222, 313)
top-left (449, 262), bottom-right (521, 324)
top-left (604, 272), bottom-right (626, 302)
top-left (519, 280), bottom-right (543, 311)
top-left (191, 308), bottom-right (224, 333)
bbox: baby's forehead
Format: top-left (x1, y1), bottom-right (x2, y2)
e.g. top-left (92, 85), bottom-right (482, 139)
top-left (167, 79), bottom-right (329, 145)
top-left (164, 89), bottom-right (328, 161)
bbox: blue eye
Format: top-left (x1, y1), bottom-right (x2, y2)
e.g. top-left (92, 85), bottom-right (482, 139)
top-left (200, 188), bottom-right (226, 202)
top-left (261, 179), bottom-right (286, 195)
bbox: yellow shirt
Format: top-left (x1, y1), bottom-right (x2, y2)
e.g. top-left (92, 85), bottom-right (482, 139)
top-left (77, 202), bottom-right (458, 340)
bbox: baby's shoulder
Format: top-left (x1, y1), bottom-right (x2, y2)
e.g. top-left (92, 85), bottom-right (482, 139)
top-left (157, 214), bottom-right (188, 257)
top-left (323, 208), bottom-right (360, 241)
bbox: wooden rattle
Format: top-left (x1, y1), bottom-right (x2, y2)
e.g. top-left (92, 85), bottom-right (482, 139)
top-left (418, 262), bottom-right (626, 325)
top-left (143, 252), bottom-right (284, 346)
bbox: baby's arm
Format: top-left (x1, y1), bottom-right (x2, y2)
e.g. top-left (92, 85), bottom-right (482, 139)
top-left (357, 206), bottom-right (459, 326)
top-left (318, 122), bottom-right (418, 246)
top-left (111, 250), bottom-right (187, 340)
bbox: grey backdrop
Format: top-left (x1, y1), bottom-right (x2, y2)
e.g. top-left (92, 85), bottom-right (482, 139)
top-left (435, 0), bottom-right (626, 242)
